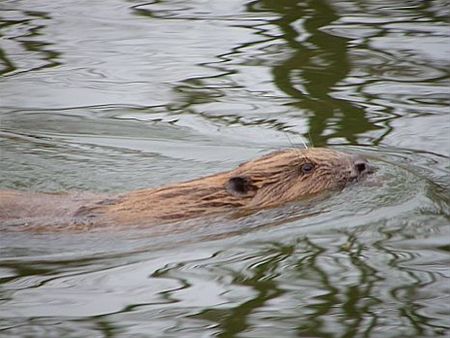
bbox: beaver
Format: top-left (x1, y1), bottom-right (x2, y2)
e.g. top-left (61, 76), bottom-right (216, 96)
top-left (0, 148), bottom-right (374, 230)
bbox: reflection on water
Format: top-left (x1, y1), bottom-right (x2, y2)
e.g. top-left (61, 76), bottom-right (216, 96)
top-left (0, 0), bottom-right (449, 337)
top-left (0, 8), bottom-right (60, 77)
top-left (257, 0), bottom-right (377, 145)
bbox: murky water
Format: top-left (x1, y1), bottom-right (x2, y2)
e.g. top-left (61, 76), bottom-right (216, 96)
top-left (1, 0), bottom-right (449, 337)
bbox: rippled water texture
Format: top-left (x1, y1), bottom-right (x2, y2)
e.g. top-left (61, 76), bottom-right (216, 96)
top-left (1, 0), bottom-right (449, 337)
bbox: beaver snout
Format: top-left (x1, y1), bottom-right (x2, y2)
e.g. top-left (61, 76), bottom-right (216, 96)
top-left (350, 155), bottom-right (376, 180)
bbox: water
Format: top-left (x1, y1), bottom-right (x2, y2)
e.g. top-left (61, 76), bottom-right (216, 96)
top-left (1, 0), bottom-right (449, 337)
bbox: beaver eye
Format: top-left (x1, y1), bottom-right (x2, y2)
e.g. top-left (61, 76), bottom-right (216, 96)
top-left (300, 163), bottom-right (315, 174)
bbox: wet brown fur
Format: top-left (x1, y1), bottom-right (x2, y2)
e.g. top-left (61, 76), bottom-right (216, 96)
top-left (0, 148), bottom-right (368, 230)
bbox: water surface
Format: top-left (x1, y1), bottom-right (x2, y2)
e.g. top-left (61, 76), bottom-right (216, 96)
top-left (1, 0), bottom-right (449, 337)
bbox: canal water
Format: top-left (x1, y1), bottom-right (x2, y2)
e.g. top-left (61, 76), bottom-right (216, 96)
top-left (0, 0), bottom-right (449, 337)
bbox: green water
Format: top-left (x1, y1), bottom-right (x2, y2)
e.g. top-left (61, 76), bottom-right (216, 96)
top-left (0, 0), bottom-right (449, 337)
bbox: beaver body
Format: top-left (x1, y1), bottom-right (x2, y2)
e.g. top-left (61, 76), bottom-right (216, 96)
top-left (0, 148), bottom-right (373, 230)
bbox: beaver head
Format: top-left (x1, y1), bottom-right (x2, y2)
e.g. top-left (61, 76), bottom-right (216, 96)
top-left (93, 147), bottom-right (374, 226)
top-left (224, 147), bottom-right (373, 208)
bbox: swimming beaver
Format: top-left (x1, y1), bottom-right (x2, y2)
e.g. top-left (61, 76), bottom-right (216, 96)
top-left (0, 148), bottom-right (373, 230)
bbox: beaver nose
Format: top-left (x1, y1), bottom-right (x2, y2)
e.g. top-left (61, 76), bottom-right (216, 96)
top-left (351, 155), bottom-right (373, 175)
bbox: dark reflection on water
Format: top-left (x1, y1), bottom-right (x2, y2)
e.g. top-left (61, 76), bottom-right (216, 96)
top-left (0, 8), bottom-right (60, 77)
top-left (0, 0), bottom-right (449, 337)
top-left (253, 0), bottom-right (377, 145)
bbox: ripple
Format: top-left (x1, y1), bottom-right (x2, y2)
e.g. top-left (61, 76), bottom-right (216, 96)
top-left (0, 8), bottom-right (60, 77)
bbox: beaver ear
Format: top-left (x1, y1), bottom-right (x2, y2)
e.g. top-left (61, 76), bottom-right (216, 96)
top-left (226, 176), bottom-right (257, 197)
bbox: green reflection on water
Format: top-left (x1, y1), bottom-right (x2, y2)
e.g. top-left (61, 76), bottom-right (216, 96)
top-left (255, 0), bottom-right (378, 146)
